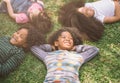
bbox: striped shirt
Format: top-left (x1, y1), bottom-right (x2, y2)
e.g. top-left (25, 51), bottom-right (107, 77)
top-left (0, 36), bottom-right (25, 76)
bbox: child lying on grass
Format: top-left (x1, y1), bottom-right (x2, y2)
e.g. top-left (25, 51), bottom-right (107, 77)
top-left (31, 27), bottom-right (99, 83)
top-left (0, 23), bottom-right (45, 77)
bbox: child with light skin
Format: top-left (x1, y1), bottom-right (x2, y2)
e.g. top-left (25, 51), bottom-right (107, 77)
top-left (0, 23), bottom-right (45, 77)
top-left (58, 0), bottom-right (105, 42)
top-left (59, 0), bottom-right (120, 24)
top-left (31, 27), bottom-right (99, 83)
top-left (78, 0), bottom-right (120, 23)
top-left (0, 0), bottom-right (48, 24)
top-left (0, 0), bottom-right (52, 34)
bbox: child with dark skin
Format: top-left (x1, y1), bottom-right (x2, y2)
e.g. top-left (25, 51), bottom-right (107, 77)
top-left (31, 27), bottom-right (99, 83)
top-left (0, 23), bottom-right (45, 77)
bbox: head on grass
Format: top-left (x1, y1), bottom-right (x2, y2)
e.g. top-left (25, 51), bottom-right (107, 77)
top-left (10, 23), bottom-right (46, 50)
top-left (48, 27), bottom-right (83, 50)
top-left (58, 0), bottom-right (104, 41)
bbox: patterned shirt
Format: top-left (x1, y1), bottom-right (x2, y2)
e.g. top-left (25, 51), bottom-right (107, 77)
top-left (44, 50), bottom-right (84, 83)
top-left (31, 44), bottom-right (99, 83)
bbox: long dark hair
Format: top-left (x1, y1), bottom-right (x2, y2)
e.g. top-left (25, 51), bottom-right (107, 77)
top-left (58, 0), bottom-right (104, 41)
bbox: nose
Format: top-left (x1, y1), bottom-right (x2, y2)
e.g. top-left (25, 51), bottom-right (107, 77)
top-left (15, 33), bottom-right (20, 39)
top-left (65, 37), bottom-right (70, 41)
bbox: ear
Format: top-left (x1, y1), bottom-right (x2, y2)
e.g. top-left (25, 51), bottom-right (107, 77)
top-left (54, 41), bottom-right (58, 47)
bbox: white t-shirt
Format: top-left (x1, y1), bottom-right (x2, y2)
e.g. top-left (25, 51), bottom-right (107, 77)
top-left (85, 0), bottom-right (115, 23)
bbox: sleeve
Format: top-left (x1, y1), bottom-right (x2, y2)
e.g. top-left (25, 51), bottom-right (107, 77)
top-left (15, 13), bottom-right (29, 23)
top-left (30, 44), bottom-right (52, 61)
top-left (75, 45), bottom-right (99, 63)
top-left (95, 15), bottom-right (105, 23)
top-left (0, 49), bottom-right (25, 77)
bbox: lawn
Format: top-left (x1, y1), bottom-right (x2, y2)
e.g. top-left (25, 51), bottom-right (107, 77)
top-left (0, 0), bottom-right (120, 83)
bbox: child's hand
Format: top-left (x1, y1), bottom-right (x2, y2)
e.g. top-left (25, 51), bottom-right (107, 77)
top-left (71, 46), bottom-right (76, 51)
top-left (3, 0), bottom-right (10, 3)
top-left (52, 45), bottom-right (56, 51)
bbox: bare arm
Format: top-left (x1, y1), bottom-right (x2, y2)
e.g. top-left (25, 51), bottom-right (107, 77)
top-left (104, 16), bottom-right (120, 23)
top-left (104, 1), bottom-right (120, 23)
top-left (113, 0), bottom-right (120, 1)
top-left (3, 0), bottom-right (16, 19)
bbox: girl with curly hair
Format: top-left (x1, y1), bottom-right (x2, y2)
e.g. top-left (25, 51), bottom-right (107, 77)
top-left (31, 27), bottom-right (99, 83)
top-left (0, 23), bottom-right (46, 77)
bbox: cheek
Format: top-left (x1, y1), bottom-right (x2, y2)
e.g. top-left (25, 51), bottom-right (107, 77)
top-left (70, 40), bottom-right (74, 44)
top-left (18, 38), bottom-right (26, 44)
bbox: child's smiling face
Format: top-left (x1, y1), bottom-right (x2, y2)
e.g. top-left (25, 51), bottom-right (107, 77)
top-left (78, 7), bottom-right (94, 17)
top-left (10, 28), bottom-right (28, 47)
top-left (54, 31), bottom-right (74, 50)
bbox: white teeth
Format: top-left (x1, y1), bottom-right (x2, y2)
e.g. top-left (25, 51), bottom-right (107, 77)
top-left (64, 42), bottom-right (70, 45)
top-left (11, 37), bottom-right (16, 42)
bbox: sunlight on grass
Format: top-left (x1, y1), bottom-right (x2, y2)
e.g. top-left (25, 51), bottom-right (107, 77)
top-left (0, 0), bottom-right (120, 83)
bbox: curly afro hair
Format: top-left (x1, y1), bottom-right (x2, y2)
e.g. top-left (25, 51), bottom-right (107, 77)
top-left (30, 11), bottom-right (53, 34)
top-left (18, 23), bottom-right (46, 50)
top-left (48, 27), bottom-right (83, 50)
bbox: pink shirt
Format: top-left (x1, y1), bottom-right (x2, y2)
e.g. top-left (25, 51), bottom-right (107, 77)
top-left (15, 3), bottom-right (43, 23)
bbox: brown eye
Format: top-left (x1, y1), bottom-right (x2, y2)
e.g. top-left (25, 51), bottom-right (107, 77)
top-left (16, 31), bottom-right (19, 34)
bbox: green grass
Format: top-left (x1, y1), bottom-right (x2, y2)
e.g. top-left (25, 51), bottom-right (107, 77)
top-left (0, 0), bottom-right (120, 83)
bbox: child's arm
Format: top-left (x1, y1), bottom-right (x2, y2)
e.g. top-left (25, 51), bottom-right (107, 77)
top-left (0, 49), bottom-right (25, 76)
top-left (104, 1), bottom-right (120, 23)
top-left (104, 16), bottom-right (120, 23)
top-left (113, 0), bottom-right (119, 1)
top-left (31, 44), bottom-right (52, 61)
top-left (3, 0), bottom-right (16, 19)
top-left (75, 45), bottom-right (99, 63)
